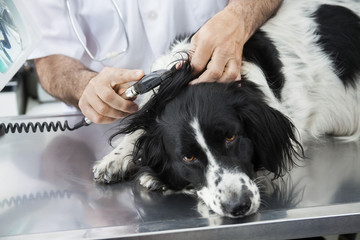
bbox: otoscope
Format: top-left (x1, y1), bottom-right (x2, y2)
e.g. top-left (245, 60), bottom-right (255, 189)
top-left (72, 69), bottom-right (170, 129)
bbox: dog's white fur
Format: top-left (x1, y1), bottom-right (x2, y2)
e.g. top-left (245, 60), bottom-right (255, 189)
top-left (255, 0), bottom-right (360, 142)
top-left (190, 118), bottom-right (261, 217)
top-left (93, 0), bottom-right (360, 217)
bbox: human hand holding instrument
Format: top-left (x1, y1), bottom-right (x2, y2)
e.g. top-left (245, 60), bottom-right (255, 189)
top-left (73, 69), bottom-right (170, 129)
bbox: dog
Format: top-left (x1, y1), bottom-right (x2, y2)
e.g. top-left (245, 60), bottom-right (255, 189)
top-left (93, 0), bottom-right (360, 218)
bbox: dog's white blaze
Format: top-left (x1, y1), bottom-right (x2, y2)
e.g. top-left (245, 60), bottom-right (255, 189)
top-left (190, 118), bottom-right (260, 218)
top-left (190, 118), bottom-right (217, 167)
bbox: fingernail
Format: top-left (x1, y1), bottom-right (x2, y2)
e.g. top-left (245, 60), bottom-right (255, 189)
top-left (135, 70), bottom-right (144, 78)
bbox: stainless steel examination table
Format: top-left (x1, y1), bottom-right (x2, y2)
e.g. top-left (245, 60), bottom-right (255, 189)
top-left (1, 114), bottom-right (359, 240)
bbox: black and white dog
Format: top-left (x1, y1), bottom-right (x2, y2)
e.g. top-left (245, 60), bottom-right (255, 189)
top-left (93, 0), bottom-right (360, 218)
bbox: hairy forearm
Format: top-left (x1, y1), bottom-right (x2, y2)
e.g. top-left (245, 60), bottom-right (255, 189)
top-left (34, 55), bottom-right (96, 107)
top-left (227, 0), bottom-right (283, 40)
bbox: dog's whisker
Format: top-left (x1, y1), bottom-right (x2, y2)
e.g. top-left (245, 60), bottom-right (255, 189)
top-left (260, 199), bottom-right (270, 208)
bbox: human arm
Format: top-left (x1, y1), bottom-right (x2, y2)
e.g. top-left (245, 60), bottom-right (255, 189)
top-left (189, 0), bottom-right (283, 84)
top-left (34, 54), bottom-right (144, 124)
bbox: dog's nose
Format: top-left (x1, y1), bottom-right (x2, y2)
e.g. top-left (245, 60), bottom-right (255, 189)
top-left (222, 194), bottom-right (252, 217)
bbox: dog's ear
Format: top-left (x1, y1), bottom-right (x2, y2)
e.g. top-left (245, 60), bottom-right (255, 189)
top-left (112, 59), bottom-right (194, 139)
top-left (108, 59), bottom-right (195, 189)
top-left (233, 81), bottom-right (303, 178)
top-left (133, 126), bottom-right (167, 180)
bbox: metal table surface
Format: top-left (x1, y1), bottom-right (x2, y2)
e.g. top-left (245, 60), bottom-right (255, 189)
top-left (0, 115), bottom-right (359, 240)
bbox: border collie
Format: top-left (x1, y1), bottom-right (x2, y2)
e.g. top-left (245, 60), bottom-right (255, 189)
top-left (93, 0), bottom-right (360, 218)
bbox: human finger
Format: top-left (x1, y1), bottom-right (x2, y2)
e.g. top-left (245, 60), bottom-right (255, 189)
top-left (189, 37), bottom-right (213, 76)
top-left (89, 88), bottom-right (137, 117)
top-left (79, 90), bottom-right (119, 124)
top-left (109, 69), bottom-right (144, 91)
top-left (217, 58), bottom-right (242, 83)
top-left (91, 68), bottom-right (141, 113)
top-left (79, 82), bottom-right (136, 124)
top-left (86, 87), bottom-right (137, 124)
top-left (190, 47), bottom-right (230, 84)
top-left (78, 68), bottom-right (142, 123)
top-left (80, 101), bottom-right (117, 124)
top-left (189, 61), bottom-right (224, 85)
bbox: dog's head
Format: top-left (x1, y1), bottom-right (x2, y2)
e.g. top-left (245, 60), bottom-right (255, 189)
top-left (117, 62), bottom-right (303, 218)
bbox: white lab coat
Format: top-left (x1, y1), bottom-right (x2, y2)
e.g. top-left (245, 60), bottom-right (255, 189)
top-left (24, 0), bottom-right (227, 73)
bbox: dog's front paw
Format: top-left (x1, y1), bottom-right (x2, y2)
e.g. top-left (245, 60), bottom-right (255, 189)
top-left (139, 172), bottom-right (167, 191)
top-left (93, 150), bottom-right (135, 184)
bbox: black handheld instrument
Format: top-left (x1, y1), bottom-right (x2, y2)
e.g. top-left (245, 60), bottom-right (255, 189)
top-left (78, 69), bottom-right (170, 129)
top-left (120, 69), bottom-right (170, 100)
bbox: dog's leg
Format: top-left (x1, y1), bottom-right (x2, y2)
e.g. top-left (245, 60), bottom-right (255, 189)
top-left (93, 130), bottom-right (143, 184)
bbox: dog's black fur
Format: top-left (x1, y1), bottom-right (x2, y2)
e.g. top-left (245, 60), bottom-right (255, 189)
top-left (112, 61), bottom-right (303, 191)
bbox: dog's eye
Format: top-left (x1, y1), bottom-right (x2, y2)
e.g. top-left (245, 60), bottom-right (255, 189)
top-left (183, 155), bottom-right (195, 162)
top-left (225, 134), bottom-right (236, 144)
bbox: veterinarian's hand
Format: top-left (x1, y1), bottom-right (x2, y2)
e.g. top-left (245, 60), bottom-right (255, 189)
top-left (189, 0), bottom-right (282, 84)
top-left (189, 6), bottom-right (246, 84)
top-left (79, 68), bottom-right (144, 124)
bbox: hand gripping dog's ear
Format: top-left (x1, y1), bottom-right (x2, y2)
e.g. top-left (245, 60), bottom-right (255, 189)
top-left (232, 80), bottom-right (303, 178)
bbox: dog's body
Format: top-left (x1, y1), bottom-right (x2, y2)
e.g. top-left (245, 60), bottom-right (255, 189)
top-left (93, 0), bottom-right (360, 218)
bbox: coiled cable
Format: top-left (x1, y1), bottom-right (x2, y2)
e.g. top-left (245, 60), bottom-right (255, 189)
top-left (0, 190), bottom-right (72, 208)
top-left (0, 117), bottom-right (89, 134)
top-left (0, 121), bottom-right (74, 134)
